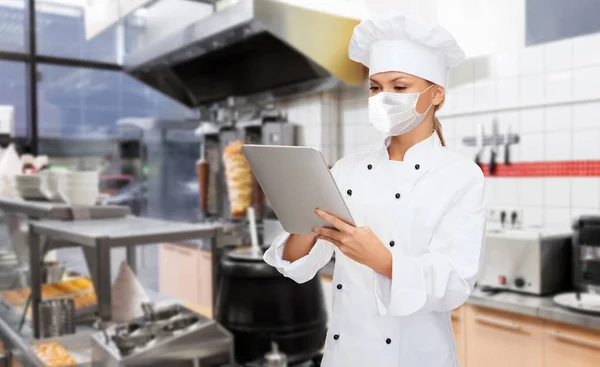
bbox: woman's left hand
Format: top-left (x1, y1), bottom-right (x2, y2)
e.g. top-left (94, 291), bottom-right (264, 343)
top-left (313, 209), bottom-right (392, 278)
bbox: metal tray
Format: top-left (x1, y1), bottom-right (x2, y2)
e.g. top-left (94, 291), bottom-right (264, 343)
top-left (29, 332), bottom-right (94, 367)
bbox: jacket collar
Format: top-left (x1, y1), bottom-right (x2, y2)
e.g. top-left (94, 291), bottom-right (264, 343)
top-left (378, 131), bottom-right (442, 166)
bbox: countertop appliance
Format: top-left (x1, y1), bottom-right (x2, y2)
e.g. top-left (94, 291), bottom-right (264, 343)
top-left (91, 303), bottom-right (234, 366)
top-left (215, 247), bottom-right (327, 365)
top-left (572, 216), bottom-right (600, 294)
top-left (478, 228), bottom-right (571, 295)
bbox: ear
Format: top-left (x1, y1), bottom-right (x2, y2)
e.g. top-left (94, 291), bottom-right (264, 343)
top-left (432, 85), bottom-right (445, 106)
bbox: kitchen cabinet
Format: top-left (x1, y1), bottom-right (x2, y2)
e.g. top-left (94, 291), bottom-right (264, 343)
top-left (452, 306), bottom-right (466, 367)
top-left (544, 321), bottom-right (600, 367)
top-left (159, 243), bottom-right (212, 309)
top-left (466, 305), bottom-right (544, 367)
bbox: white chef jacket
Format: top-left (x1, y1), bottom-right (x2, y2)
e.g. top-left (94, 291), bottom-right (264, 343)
top-left (264, 131), bottom-right (486, 367)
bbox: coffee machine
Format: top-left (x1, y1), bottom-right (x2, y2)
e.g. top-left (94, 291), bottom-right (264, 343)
top-left (553, 216), bottom-right (600, 314)
top-left (572, 216), bottom-right (600, 294)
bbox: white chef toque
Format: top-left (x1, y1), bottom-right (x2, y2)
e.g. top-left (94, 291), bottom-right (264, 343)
top-left (348, 14), bottom-right (465, 89)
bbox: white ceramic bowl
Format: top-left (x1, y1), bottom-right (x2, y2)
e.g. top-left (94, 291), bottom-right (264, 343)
top-left (66, 171), bottom-right (99, 182)
top-left (40, 170), bottom-right (68, 202)
top-left (60, 185), bottom-right (99, 206)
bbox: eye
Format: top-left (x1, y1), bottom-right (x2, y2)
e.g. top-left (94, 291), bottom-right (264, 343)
top-left (394, 86), bottom-right (407, 91)
top-left (369, 86), bottom-right (380, 92)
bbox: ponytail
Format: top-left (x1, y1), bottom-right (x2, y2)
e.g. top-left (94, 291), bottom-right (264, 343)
top-left (433, 103), bottom-right (446, 147)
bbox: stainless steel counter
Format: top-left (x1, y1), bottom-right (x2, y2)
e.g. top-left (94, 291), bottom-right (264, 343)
top-left (28, 218), bottom-right (224, 336)
top-left (468, 287), bottom-right (600, 331)
top-left (0, 289), bottom-right (180, 366)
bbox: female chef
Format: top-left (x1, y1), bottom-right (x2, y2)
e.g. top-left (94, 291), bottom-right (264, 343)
top-left (264, 14), bottom-right (486, 367)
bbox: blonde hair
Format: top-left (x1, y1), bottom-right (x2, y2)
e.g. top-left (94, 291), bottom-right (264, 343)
top-left (432, 89), bottom-right (446, 146)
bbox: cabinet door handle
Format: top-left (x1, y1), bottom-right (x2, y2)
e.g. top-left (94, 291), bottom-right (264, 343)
top-left (475, 315), bottom-right (521, 331)
top-left (547, 330), bottom-right (600, 350)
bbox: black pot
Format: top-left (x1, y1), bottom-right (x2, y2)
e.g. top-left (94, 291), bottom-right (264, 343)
top-left (215, 247), bottom-right (327, 365)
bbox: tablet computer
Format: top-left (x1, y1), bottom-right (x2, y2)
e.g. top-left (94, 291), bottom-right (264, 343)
top-left (242, 145), bottom-right (355, 235)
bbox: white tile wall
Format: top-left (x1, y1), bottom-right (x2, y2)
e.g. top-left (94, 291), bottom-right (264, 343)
top-left (571, 178), bottom-right (600, 209)
top-left (473, 80), bottom-right (497, 110)
top-left (519, 133), bottom-right (545, 161)
top-left (544, 178), bottom-right (571, 207)
top-left (495, 51), bottom-right (519, 78)
top-left (519, 45), bottom-right (545, 75)
top-left (573, 101), bottom-right (600, 130)
top-left (573, 33), bottom-right (600, 68)
top-left (519, 108), bottom-right (544, 133)
top-left (545, 38), bottom-right (573, 72)
top-left (518, 178), bottom-right (544, 206)
top-left (523, 206), bottom-right (544, 227)
top-left (520, 74), bottom-right (545, 105)
top-left (544, 105), bottom-right (572, 131)
top-left (544, 207), bottom-right (572, 227)
top-left (572, 129), bottom-right (600, 160)
top-left (497, 77), bottom-right (520, 109)
top-left (544, 71), bottom-right (572, 103)
top-left (544, 131), bottom-right (572, 161)
top-left (495, 178), bottom-right (519, 206)
top-left (573, 66), bottom-right (600, 100)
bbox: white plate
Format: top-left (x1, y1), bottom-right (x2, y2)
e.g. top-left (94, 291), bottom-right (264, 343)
top-left (553, 292), bottom-right (600, 315)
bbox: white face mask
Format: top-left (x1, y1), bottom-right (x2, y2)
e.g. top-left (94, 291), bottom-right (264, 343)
top-left (368, 84), bottom-right (435, 136)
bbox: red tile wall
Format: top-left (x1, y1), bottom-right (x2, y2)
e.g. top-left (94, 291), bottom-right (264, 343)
top-left (480, 161), bottom-right (600, 177)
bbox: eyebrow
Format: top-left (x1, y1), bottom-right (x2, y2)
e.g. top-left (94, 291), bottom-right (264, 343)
top-left (369, 76), bottom-right (409, 84)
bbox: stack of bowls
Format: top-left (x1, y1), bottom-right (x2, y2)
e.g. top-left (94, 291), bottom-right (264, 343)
top-left (60, 171), bottom-right (99, 206)
top-left (15, 174), bottom-right (46, 200)
top-left (39, 169), bottom-right (68, 202)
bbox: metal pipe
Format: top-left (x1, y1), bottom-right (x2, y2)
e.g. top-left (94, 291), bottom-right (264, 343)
top-left (26, 0), bottom-right (38, 155)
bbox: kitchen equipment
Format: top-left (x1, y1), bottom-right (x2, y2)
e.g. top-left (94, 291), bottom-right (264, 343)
top-left (478, 228), bottom-right (571, 295)
top-left (15, 174), bottom-right (47, 200)
top-left (247, 207), bottom-right (260, 255)
top-left (264, 342), bottom-right (287, 367)
top-left (489, 119), bottom-right (499, 175)
top-left (39, 298), bottom-right (75, 337)
top-left (39, 168), bottom-right (68, 202)
top-left (60, 171), bottom-right (100, 206)
top-left (215, 246), bottom-right (327, 365)
top-left (474, 124), bottom-right (484, 169)
top-left (41, 261), bottom-right (65, 284)
top-left (504, 124), bottom-right (512, 165)
top-left (571, 216), bottom-right (600, 294)
top-left (91, 303), bottom-right (234, 366)
top-left (553, 292), bottom-right (600, 315)
top-left (123, 0), bottom-right (364, 107)
top-left (223, 141), bottom-right (253, 217)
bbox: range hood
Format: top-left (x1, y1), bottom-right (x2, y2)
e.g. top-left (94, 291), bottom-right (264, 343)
top-left (124, 0), bottom-right (366, 107)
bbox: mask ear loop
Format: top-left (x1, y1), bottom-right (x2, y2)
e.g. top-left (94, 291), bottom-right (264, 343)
top-left (415, 84), bottom-right (436, 115)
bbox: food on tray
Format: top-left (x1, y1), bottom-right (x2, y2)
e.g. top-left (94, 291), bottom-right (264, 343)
top-left (32, 342), bottom-right (77, 367)
top-left (1, 277), bottom-right (95, 307)
top-left (72, 291), bottom-right (97, 308)
top-left (54, 277), bottom-right (93, 293)
top-left (1, 288), bottom-right (29, 305)
top-left (223, 140), bottom-right (253, 217)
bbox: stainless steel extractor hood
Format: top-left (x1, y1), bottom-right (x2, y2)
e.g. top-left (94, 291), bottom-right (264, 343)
top-left (124, 0), bottom-right (366, 107)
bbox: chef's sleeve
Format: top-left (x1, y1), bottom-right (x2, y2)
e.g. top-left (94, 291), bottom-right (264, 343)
top-left (263, 160), bottom-right (343, 284)
top-left (373, 164), bottom-right (486, 316)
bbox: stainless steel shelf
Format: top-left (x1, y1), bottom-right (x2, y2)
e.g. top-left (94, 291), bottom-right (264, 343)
top-left (0, 198), bottom-right (130, 220)
top-left (28, 218), bottom-right (224, 336)
top-left (30, 217), bottom-right (222, 248)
